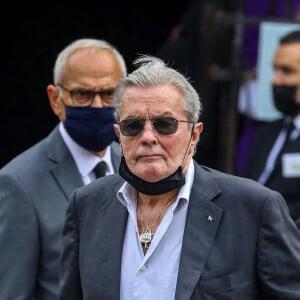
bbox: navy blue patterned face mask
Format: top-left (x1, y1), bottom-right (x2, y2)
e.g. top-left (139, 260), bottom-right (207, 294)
top-left (64, 106), bottom-right (117, 152)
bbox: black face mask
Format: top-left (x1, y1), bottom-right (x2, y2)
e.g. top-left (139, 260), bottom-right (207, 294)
top-left (119, 156), bottom-right (185, 195)
top-left (272, 85), bottom-right (300, 117)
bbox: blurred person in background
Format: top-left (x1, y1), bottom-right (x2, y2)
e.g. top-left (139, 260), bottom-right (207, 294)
top-left (0, 38), bottom-right (126, 299)
top-left (242, 30), bottom-right (300, 227)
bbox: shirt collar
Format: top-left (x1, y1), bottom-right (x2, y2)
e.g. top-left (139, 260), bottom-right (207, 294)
top-left (59, 122), bottom-right (112, 176)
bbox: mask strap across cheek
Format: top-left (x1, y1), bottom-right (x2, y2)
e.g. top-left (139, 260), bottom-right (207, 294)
top-left (181, 122), bottom-right (195, 166)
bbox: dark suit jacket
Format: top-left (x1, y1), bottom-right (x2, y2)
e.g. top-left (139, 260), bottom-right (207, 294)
top-left (59, 161), bottom-right (300, 300)
top-left (0, 125), bottom-right (121, 300)
top-left (242, 118), bottom-right (300, 222)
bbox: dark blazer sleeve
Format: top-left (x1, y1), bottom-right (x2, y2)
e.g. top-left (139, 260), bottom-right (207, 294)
top-left (59, 188), bottom-right (83, 300)
top-left (0, 173), bottom-right (39, 299)
top-left (257, 191), bottom-right (300, 297)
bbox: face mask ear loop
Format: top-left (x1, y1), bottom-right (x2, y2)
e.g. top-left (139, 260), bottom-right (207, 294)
top-left (181, 122), bottom-right (195, 166)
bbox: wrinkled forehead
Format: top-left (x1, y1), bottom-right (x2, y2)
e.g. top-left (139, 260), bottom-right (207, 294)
top-left (119, 85), bottom-right (185, 118)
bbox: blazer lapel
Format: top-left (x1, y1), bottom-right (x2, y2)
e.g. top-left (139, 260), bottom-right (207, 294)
top-left (47, 126), bottom-right (83, 200)
top-left (94, 183), bottom-right (128, 299)
top-left (175, 164), bottom-right (223, 300)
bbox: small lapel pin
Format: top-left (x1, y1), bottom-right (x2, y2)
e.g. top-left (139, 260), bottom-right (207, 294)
top-left (207, 215), bottom-right (213, 222)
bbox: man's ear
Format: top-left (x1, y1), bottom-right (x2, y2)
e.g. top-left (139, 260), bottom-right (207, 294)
top-left (114, 124), bottom-right (121, 139)
top-left (188, 122), bottom-right (203, 156)
top-left (114, 124), bottom-right (123, 155)
top-left (191, 122), bottom-right (203, 146)
top-left (47, 84), bottom-right (64, 121)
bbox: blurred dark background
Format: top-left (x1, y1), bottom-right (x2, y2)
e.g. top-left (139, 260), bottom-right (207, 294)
top-left (2, 0), bottom-right (299, 173)
top-left (1, 0), bottom-right (190, 167)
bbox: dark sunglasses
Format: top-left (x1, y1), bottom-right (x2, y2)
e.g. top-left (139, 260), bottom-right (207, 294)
top-left (118, 117), bottom-right (193, 136)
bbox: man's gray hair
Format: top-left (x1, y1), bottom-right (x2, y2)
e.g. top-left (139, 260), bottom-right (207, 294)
top-left (53, 38), bottom-right (127, 85)
top-left (113, 55), bottom-right (202, 124)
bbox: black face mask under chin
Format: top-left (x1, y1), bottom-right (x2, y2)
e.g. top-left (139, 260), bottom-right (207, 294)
top-left (119, 156), bottom-right (185, 195)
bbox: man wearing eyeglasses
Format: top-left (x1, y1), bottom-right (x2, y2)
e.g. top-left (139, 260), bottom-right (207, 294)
top-left (0, 38), bottom-right (126, 299)
top-left (59, 55), bottom-right (300, 300)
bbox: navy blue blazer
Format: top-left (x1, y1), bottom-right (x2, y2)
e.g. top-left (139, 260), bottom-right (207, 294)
top-left (59, 161), bottom-right (300, 299)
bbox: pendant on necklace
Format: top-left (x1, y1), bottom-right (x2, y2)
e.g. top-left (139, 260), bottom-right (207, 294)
top-left (139, 229), bottom-right (152, 249)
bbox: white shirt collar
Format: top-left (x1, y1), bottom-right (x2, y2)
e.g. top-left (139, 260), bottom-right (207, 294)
top-left (58, 122), bottom-right (113, 177)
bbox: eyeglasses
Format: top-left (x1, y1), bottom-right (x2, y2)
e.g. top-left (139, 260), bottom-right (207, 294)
top-left (57, 83), bottom-right (115, 107)
top-left (118, 117), bottom-right (193, 136)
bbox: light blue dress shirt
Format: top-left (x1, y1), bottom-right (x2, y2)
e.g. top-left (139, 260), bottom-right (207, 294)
top-left (117, 161), bottom-right (195, 300)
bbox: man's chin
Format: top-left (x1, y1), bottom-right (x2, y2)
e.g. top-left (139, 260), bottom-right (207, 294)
top-left (136, 167), bottom-right (163, 182)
